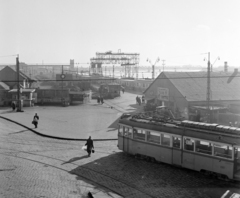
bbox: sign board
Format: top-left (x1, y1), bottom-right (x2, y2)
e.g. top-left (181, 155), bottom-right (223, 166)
top-left (157, 87), bottom-right (169, 101)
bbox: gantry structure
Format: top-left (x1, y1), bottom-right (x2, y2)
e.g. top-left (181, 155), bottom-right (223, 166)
top-left (90, 50), bottom-right (140, 78)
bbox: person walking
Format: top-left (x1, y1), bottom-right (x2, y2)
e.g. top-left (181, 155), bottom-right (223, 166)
top-left (32, 113), bottom-right (39, 128)
top-left (11, 101), bottom-right (16, 111)
top-left (142, 95), bottom-right (145, 104)
top-left (100, 96), bottom-right (104, 104)
top-left (136, 96), bottom-right (139, 105)
top-left (97, 96), bottom-right (100, 104)
top-left (122, 87), bottom-right (125, 94)
top-left (85, 136), bottom-right (94, 157)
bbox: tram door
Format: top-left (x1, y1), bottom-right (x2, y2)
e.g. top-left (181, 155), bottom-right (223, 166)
top-left (172, 136), bottom-right (182, 166)
top-left (123, 127), bottom-right (131, 152)
top-left (233, 146), bottom-right (240, 177)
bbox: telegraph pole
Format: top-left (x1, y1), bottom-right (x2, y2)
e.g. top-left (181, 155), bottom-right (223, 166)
top-left (16, 55), bottom-right (22, 112)
top-left (162, 60), bottom-right (165, 72)
top-left (207, 52), bottom-right (211, 123)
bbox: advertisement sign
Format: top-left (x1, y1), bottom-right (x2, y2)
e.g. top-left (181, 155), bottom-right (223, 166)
top-left (157, 87), bottom-right (169, 101)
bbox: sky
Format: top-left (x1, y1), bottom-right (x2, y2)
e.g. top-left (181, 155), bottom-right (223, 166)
top-left (0, 0), bottom-right (240, 68)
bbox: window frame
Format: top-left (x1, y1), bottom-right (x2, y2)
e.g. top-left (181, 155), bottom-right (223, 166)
top-left (146, 130), bottom-right (161, 144)
top-left (133, 127), bottom-right (146, 141)
top-left (172, 135), bottom-right (182, 149)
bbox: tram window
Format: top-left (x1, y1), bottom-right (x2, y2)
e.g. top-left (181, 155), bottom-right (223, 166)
top-left (118, 125), bottom-right (123, 136)
top-left (125, 127), bottom-right (133, 138)
top-left (161, 134), bottom-right (171, 146)
top-left (147, 131), bottom-right (160, 144)
top-left (184, 138), bottom-right (195, 151)
top-left (214, 144), bottom-right (233, 159)
top-left (133, 129), bottom-right (146, 141)
top-left (172, 136), bottom-right (181, 149)
top-left (195, 140), bottom-right (212, 155)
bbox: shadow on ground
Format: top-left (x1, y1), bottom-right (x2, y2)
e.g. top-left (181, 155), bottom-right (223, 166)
top-left (62, 155), bottom-right (89, 165)
top-left (69, 152), bottom-right (240, 198)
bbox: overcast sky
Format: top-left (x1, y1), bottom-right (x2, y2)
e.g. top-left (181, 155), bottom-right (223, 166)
top-left (1, 0), bottom-right (240, 67)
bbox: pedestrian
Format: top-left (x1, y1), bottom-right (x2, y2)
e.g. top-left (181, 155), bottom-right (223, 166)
top-left (100, 96), bottom-right (104, 104)
top-left (97, 96), bottom-right (100, 104)
top-left (139, 97), bottom-right (142, 106)
top-left (136, 96), bottom-right (139, 105)
top-left (85, 136), bottom-right (94, 157)
top-left (122, 87), bottom-right (125, 94)
top-left (32, 113), bottom-right (39, 128)
top-left (11, 101), bottom-right (16, 111)
top-left (142, 95), bottom-right (145, 104)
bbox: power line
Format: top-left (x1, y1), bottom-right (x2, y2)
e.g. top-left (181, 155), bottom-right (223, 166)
top-left (0, 54), bottom-right (18, 58)
top-left (2, 75), bottom-right (239, 83)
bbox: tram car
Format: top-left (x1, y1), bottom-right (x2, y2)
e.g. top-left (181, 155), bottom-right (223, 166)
top-left (118, 112), bottom-right (240, 181)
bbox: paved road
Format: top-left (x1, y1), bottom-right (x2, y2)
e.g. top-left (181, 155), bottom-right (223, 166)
top-left (1, 92), bottom-right (239, 198)
top-left (1, 118), bottom-right (239, 198)
top-left (0, 118), bottom-right (122, 198)
top-left (0, 92), bottom-right (143, 140)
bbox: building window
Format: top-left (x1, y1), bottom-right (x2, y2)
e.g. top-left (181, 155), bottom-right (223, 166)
top-left (147, 131), bottom-right (160, 144)
top-left (172, 136), bottom-right (181, 149)
top-left (133, 129), bottom-right (145, 141)
top-left (184, 137), bottom-right (195, 151)
top-left (195, 140), bottom-right (212, 155)
top-left (214, 144), bottom-right (233, 159)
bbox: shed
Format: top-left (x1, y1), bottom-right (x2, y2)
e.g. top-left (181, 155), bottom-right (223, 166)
top-left (143, 71), bottom-right (240, 121)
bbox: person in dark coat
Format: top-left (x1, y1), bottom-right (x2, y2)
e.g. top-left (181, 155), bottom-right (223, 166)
top-left (85, 136), bottom-right (94, 157)
top-left (100, 96), bottom-right (104, 104)
top-left (122, 87), bottom-right (125, 94)
top-left (97, 96), bottom-right (100, 104)
top-left (32, 113), bottom-right (39, 128)
top-left (11, 102), bottom-right (16, 111)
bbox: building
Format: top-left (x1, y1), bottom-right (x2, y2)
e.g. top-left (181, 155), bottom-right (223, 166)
top-left (0, 66), bottom-right (37, 106)
top-left (143, 71), bottom-right (240, 124)
top-left (0, 66), bottom-right (36, 89)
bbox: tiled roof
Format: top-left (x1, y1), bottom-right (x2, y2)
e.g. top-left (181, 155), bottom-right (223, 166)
top-left (163, 72), bottom-right (240, 101)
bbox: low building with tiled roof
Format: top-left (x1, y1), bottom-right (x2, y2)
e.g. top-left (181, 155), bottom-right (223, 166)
top-left (0, 66), bottom-right (37, 89)
top-left (143, 71), bottom-right (240, 123)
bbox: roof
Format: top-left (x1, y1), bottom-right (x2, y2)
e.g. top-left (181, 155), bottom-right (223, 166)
top-left (144, 71), bottom-right (240, 102)
top-left (9, 89), bottom-right (36, 93)
top-left (1, 66), bottom-right (37, 81)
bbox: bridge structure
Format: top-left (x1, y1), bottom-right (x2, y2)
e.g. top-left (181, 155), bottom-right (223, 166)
top-left (90, 50), bottom-right (140, 78)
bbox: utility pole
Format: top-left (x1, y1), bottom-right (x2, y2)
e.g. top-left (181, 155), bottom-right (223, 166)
top-left (147, 57), bottom-right (160, 79)
top-left (207, 52), bottom-right (211, 123)
top-left (16, 55), bottom-right (23, 112)
top-left (162, 60), bottom-right (165, 72)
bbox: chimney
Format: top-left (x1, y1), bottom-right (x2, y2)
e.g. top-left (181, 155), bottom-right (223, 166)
top-left (224, 62), bottom-right (228, 72)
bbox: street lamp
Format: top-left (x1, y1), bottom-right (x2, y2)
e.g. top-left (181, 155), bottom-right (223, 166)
top-left (211, 57), bottom-right (220, 72)
top-left (147, 57), bottom-right (160, 79)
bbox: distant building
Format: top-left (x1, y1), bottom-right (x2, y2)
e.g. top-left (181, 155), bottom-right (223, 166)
top-left (0, 66), bottom-right (37, 106)
top-left (143, 71), bottom-right (240, 123)
top-left (0, 66), bottom-right (36, 89)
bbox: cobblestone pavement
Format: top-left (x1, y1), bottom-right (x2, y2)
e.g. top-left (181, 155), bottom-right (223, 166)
top-left (1, 118), bottom-right (240, 198)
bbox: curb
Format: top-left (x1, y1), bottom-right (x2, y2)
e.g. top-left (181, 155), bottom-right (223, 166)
top-left (0, 115), bottom-right (118, 141)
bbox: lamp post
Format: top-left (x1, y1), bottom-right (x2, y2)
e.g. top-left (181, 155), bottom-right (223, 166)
top-left (147, 57), bottom-right (160, 79)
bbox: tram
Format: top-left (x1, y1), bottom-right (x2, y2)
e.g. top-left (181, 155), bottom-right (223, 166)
top-left (118, 112), bottom-right (240, 181)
